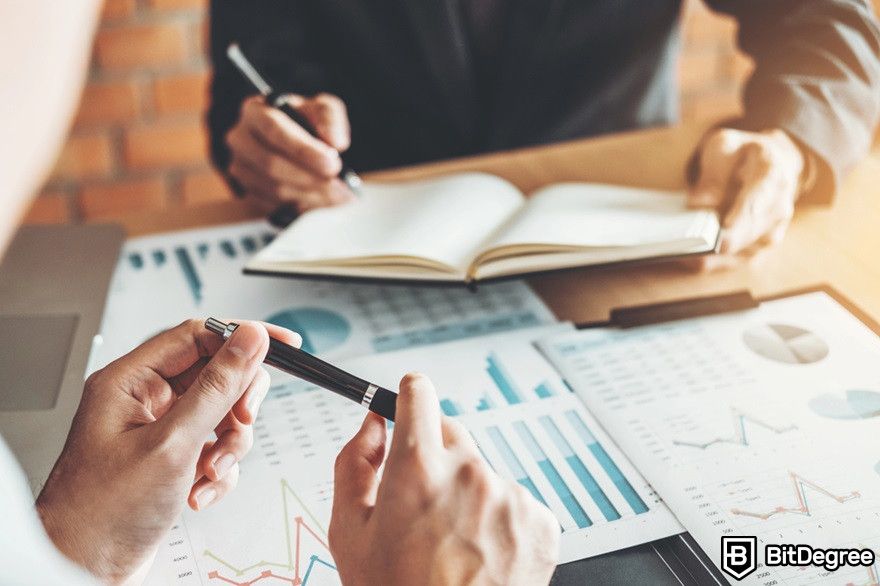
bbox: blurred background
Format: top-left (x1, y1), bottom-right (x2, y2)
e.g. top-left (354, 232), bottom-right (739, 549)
top-left (23, 0), bottom-right (878, 226)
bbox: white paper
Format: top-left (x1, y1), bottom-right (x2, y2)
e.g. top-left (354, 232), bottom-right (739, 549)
top-left (540, 292), bottom-right (880, 585)
top-left (90, 220), bottom-right (556, 380)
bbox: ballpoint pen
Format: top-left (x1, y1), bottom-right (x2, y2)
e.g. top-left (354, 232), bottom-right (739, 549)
top-left (205, 318), bottom-right (397, 421)
top-left (227, 42), bottom-right (363, 194)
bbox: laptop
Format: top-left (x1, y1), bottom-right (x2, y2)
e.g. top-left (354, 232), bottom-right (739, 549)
top-left (0, 224), bottom-right (124, 492)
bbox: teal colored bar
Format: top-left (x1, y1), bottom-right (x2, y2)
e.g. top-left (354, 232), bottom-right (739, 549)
top-left (196, 243), bottom-right (209, 260)
top-left (219, 240), bottom-right (236, 258)
top-left (539, 416), bottom-right (619, 521)
top-left (240, 236), bottom-right (257, 253)
top-left (128, 252), bottom-right (144, 270)
top-left (152, 249), bottom-right (167, 267)
top-left (487, 427), bottom-right (547, 506)
top-left (476, 397), bottom-right (491, 411)
top-left (440, 398), bottom-right (460, 416)
top-left (535, 382), bottom-right (554, 399)
top-left (174, 247), bottom-right (202, 303)
top-left (514, 422), bottom-right (591, 528)
top-left (566, 410), bottom-right (648, 515)
top-left (487, 353), bottom-right (522, 405)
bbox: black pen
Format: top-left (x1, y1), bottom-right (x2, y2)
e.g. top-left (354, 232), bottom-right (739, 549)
top-left (205, 318), bottom-right (398, 421)
top-left (227, 43), bottom-right (363, 195)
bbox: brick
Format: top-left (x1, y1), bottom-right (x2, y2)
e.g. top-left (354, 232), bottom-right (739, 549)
top-left (153, 71), bottom-right (209, 115)
top-left (148, 0), bottom-right (206, 10)
top-left (94, 23), bottom-right (188, 70)
top-left (123, 120), bottom-right (207, 169)
top-left (101, 0), bottom-right (135, 21)
top-left (79, 177), bottom-right (168, 219)
top-left (23, 191), bottom-right (71, 225)
top-left (51, 133), bottom-right (114, 180)
top-left (75, 81), bottom-right (140, 127)
top-left (181, 168), bottom-right (232, 204)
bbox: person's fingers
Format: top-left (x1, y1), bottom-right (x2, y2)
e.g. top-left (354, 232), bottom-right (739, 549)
top-left (241, 96), bottom-right (341, 178)
top-left (721, 153), bottom-right (780, 255)
top-left (117, 319), bottom-right (224, 380)
top-left (441, 417), bottom-right (481, 459)
top-left (390, 373), bottom-right (444, 459)
top-left (332, 412), bottom-right (387, 518)
top-left (228, 126), bottom-right (338, 192)
top-left (689, 130), bottom-right (749, 208)
top-left (189, 462), bottom-right (240, 511)
top-left (203, 421), bottom-right (253, 482)
top-left (158, 322), bottom-right (269, 446)
top-left (231, 366), bottom-right (270, 425)
top-left (295, 94), bottom-right (351, 152)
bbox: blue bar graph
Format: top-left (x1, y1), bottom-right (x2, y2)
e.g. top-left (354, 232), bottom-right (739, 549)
top-left (174, 247), bottom-right (202, 303)
top-left (440, 398), bottom-right (462, 417)
top-left (487, 353), bottom-right (523, 405)
top-left (476, 393), bottom-right (496, 412)
top-left (261, 232), bottom-right (275, 246)
top-left (487, 427), bottom-right (546, 506)
top-left (220, 240), bottom-right (236, 258)
top-left (241, 236), bottom-right (257, 253)
top-left (513, 422), bottom-right (592, 528)
top-left (535, 382), bottom-right (554, 399)
top-left (539, 416), bottom-right (620, 521)
top-left (152, 249), bottom-right (167, 267)
top-left (565, 410), bottom-right (648, 514)
top-left (128, 252), bottom-right (144, 270)
top-left (197, 242), bottom-right (209, 260)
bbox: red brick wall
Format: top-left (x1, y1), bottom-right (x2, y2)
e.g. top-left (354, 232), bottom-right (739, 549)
top-left (22, 0), bottom-right (874, 224)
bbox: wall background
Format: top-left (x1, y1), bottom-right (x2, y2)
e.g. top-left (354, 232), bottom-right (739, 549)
top-left (22, 0), bottom-right (867, 224)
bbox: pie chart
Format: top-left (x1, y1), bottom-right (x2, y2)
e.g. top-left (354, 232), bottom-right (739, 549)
top-left (809, 389), bottom-right (880, 420)
top-left (743, 323), bottom-right (829, 364)
top-left (265, 307), bottom-right (351, 354)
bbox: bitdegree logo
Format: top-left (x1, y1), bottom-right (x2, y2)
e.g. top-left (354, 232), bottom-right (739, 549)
top-left (766, 544), bottom-right (876, 572)
top-left (721, 537), bottom-right (876, 581)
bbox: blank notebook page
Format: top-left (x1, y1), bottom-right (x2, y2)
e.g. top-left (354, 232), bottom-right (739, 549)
top-left (258, 173), bottom-right (524, 271)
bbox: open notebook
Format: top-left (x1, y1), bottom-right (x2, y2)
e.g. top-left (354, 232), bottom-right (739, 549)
top-left (246, 173), bottom-right (720, 284)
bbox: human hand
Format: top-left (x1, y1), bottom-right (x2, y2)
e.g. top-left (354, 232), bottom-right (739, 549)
top-left (688, 128), bottom-right (806, 270)
top-left (225, 93), bottom-right (355, 213)
top-left (329, 373), bottom-right (559, 586)
top-left (35, 319), bottom-right (301, 584)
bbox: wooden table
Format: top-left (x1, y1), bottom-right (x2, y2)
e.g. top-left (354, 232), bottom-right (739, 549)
top-left (116, 122), bottom-right (880, 324)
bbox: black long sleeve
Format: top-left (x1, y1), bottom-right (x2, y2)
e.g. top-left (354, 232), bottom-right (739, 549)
top-left (208, 0), bottom-right (327, 174)
top-left (705, 0), bottom-right (880, 202)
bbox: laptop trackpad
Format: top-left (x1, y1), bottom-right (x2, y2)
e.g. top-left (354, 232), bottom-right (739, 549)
top-left (0, 314), bottom-right (78, 411)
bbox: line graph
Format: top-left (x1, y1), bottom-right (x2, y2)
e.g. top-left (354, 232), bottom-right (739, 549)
top-left (730, 471), bottom-right (861, 520)
top-left (672, 408), bottom-right (797, 450)
top-left (204, 479), bottom-right (337, 585)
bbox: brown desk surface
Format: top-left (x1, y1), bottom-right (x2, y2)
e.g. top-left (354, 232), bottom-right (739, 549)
top-left (113, 123), bottom-right (880, 324)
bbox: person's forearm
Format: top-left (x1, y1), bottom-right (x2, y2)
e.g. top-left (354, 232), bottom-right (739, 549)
top-left (705, 0), bottom-right (880, 202)
top-left (0, 0), bottom-right (101, 241)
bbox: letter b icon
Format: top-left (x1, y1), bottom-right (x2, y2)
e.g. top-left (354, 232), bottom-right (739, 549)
top-left (722, 536), bottom-right (758, 581)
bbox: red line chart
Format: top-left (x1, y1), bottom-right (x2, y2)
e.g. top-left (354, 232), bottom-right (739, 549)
top-left (730, 471), bottom-right (860, 520)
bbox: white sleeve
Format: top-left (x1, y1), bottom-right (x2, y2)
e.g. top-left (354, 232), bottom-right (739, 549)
top-left (0, 435), bottom-right (96, 585)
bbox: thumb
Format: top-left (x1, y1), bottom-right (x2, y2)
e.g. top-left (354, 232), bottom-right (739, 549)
top-left (160, 322), bottom-right (269, 445)
top-left (332, 413), bottom-right (387, 519)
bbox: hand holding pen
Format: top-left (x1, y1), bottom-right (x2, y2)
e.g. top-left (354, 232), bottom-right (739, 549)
top-left (224, 43), bottom-right (361, 224)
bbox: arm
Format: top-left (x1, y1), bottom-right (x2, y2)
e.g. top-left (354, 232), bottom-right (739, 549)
top-left (705, 0), bottom-right (880, 202)
top-left (208, 0), bottom-right (329, 174)
top-left (0, 0), bottom-right (101, 246)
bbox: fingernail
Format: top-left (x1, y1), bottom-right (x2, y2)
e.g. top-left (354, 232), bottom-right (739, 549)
top-left (196, 487), bottom-right (217, 510)
top-left (246, 387), bottom-right (263, 418)
top-left (213, 453), bottom-right (236, 478)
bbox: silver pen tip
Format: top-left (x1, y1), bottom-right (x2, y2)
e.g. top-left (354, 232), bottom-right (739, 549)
top-left (205, 318), bottom-right (227, 337)
top-left (343, 171), bottom-right (363, 194)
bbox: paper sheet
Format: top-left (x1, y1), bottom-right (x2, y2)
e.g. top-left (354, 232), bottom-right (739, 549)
top-left (90, 220), bottom-right (556, 379)
top-left (540, 292), bottom-right (880, 585)
top-left (143, 325), bottom-right (683, 585)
